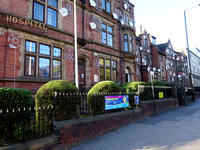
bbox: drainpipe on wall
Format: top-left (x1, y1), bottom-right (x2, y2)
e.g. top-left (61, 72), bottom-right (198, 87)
top-left (118, 21), bottom-right (123, 85)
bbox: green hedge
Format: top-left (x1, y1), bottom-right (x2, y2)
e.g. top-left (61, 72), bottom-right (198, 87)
top-left (122, 81), bottom-right (147, 93)
top-left (35, 80), bottom-right (78, 108)
top-left (87, 81), bottom-right (122, 115)
top-left (138, 86), bottom-right (173, 101)
top-left (0, 88), bottom-right (33, 144)
top-left (0, 87), bottom-right (33, 110)
top-left (35, 80), bottom-right (78, 120)
top-left (146, 80), bottom-right (168, 86)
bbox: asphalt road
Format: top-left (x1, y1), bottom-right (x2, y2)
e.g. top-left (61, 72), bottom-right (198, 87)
top-left (71, 99), bottom-right (200, 150)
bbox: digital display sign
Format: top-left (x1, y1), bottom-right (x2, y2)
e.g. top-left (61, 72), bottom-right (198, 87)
top-left (105, 95), bottom-right (129, 110)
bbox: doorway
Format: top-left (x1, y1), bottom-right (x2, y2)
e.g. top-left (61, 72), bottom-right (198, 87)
top-left (78, 59), bottom-right (86, 92)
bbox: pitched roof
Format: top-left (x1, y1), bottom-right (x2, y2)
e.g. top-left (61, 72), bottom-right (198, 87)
top-left (157, 42), bottom-right (168, 55)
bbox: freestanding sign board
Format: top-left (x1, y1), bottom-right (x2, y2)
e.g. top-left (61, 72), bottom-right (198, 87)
top-left (105, 95), bottom-right (129, 110)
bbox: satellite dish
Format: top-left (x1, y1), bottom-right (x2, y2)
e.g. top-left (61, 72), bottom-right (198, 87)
top-left (174, 73), bottom-right (176, 76)
top-left (59, 8), bottom-right (69, 17)
top-left (158, 69), bottom-right (161, 72)
top-left (178, 75), bottom-right (181, 78)
top-left (124, 3), bottom-right (128, 10)
top-left (147, 67), bottom-right (150, 72)
top-left (90, 22), bottom-right (96, 29)
top-left (176, 57), bottom-right (179, 61)
top-left (113, 13), bottom-right (118, 19)
top-left (89, 0), bottom-right (96, 7)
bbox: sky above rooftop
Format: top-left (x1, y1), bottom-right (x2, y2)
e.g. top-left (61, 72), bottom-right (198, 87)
top-left (130, 0), bottom-right (200, 53)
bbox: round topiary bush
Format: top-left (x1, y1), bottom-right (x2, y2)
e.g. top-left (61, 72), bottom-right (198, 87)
top-left (36, 80), bottom-right (78, 108)
top-left (87, 81), bottom-right (122, 115)
top-left (0, 87), bottom-right (33, 144)
top-left (122, 81), bottom-right (147, 93)
top-left (35, 80), bottom-right (78, 120)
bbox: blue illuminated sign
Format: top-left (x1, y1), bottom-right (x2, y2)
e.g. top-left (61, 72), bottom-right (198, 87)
top-left (105, 95), bottom-right (129, 110)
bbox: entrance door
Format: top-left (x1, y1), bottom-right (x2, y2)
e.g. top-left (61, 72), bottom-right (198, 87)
top-left (78, 59), bottom-right (86, 92)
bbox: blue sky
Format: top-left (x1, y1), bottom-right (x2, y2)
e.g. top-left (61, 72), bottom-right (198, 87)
top-left (130, 0), bottom-right (200, 52)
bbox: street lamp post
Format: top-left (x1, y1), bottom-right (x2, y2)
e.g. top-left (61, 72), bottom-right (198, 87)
top-left (184, 4), bottom-right (200, 98)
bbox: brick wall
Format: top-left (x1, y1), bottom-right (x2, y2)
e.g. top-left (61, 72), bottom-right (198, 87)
top-left (51, 98), bottom-right (176, 150)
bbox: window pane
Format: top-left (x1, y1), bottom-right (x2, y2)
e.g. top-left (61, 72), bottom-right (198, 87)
top-left (102, 23), bottom-right (106, 30)
top-left (25, 56), bottom-right (35, 76)
top-left (105, 59), bottom-right (111, 66)
top-left (53, 60), bottom-right (61, 78)
top-left (112, 61), bottom-right (116, 68)
top-left (106, 1), bottom-right (111, 13)
top-left (113, 70), bottom-right (117, 81)
top-left (99, 58), bottom-right (104, 65)
top-left (124, 34), bottom-right (128, 40)
top-left (106, 68), bottom-right (111, 80)
top-left (39, 57), bottom-right (50, 77)
top-left (107, 33), bottom-right (113, 47)
top-left (39, 44), bottom-right (50, 55)
top-left (102, 31), bottom-right (107, 44)
top-left (107, 25), bottom-right (112, 33)
top-left (100, 67), bottom-right (105, 81)
top-left (48, 0), bottom-right (57, 8)
top-left (33, 1), bottom-right (44, 22)
top-left (53, 47), bottom-right (61, 57)
top-left (124, 41), bottom-right (128, 52)
top-left (26, 41), bottom-right (36, 53)
top-left (47, 7), bottom-right (57, 27)
top-left (102, 0), bottom-right (106, 10)
top-left (129, 43), bottom-right (133, 52)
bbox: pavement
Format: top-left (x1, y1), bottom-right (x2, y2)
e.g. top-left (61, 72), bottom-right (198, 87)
top-left (71, 99), bottom-right (200, 150)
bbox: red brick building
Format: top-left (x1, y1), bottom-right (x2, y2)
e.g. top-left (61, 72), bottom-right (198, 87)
top-left (137, 31), bottom-right (152, 82)
top-left (0, 0), bottom-right (139, 92)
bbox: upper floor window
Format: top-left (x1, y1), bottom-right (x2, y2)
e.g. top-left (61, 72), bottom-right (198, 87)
top-left (101, 23), bottom-right (113, 47)
top-left (144, 38), bottom-right (148, 47)
top-left (102, 0), bottom-right (111, 13)
top-left (124, 12), bottom-right (129, 24)
top-left (33, 0), bottom-right (58, 27)
top-left (25, 40), bottom-right (62, 78)
top-left (123, 34), bottom-right (133, 52)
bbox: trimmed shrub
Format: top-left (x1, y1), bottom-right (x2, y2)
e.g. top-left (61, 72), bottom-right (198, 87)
top-left (138, 86), bottom-right (173, 101)
top-left (146, 80), bottom-right (168, 86)
top-left (122, 81), bottom-right (147, 93)
top-left (87, 81), bottom-right (122, 115)
top-left (35, 80), bottom-right (78, 120)
top-left (0, 88), bottom-right (33, 144)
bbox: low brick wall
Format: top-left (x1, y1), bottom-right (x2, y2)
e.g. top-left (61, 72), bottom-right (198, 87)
top-left (140, 98), bottom-right (177, 116)
top-left (51, 98), bottom-right (176, 149)
top-left (52, 109), bottom-right (143, 149)
top-left (2, 98), bottom-right (177, 150)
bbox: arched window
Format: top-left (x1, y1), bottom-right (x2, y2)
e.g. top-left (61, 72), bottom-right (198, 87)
top-left (125, 68), bottom-right (131, 82)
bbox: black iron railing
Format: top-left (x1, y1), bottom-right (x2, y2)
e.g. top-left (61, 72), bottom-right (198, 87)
top-left (0, 92), bottom-right (137, 146)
